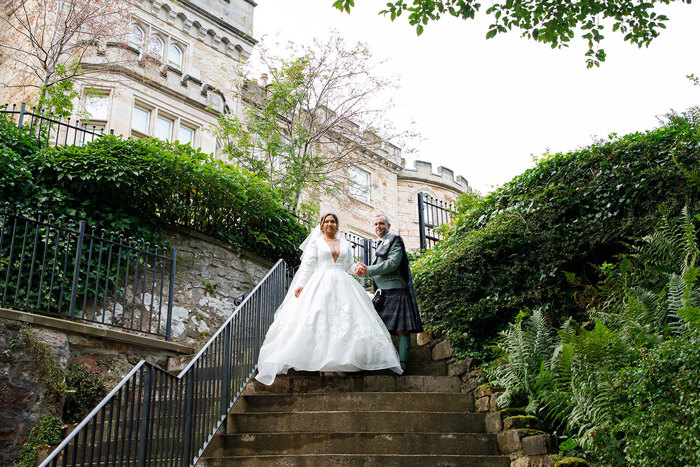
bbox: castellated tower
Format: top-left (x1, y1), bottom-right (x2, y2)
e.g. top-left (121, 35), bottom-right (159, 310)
top-left (397, 161), bottom-right (470, 251)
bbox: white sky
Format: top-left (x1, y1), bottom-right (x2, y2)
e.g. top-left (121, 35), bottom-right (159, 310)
top-left (252, 1), bottom-right (700, 193)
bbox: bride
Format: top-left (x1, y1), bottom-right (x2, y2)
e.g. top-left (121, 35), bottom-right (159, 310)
top-left (255, 212), bottom-right (403, 385)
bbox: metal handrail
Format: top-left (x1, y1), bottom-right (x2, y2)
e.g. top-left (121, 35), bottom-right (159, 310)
top-left (39, 259), bottom-right (288, 467)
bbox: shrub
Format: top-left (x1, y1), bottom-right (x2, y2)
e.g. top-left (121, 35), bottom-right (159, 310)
top-left (63, 364), bottom-right (107, 424)
top-left (0, 132), bottom-right (307, 263)
top-left (413, 111), bottom-right (700, 357)
top-left (620, 330), bottom-right (700, 466)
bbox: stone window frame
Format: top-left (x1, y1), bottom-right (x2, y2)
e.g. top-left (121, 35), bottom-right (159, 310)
top-left (130, 98), bottom-right (200, 146)
top-left (80, 89), bottom-right (113, 144)
top-left (348, 165), bottom-right (371, 204)
top-left (128, 18), bottom-right (188, 72)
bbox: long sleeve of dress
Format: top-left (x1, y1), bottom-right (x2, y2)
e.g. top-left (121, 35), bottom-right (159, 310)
top-left (294, 240), bottom-right (318, 287)
top-left (343, 241), bottom-right (359, 276)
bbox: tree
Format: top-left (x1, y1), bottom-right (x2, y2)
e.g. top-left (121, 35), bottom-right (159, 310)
top-left (0, 0), bottom-right (132, 115)
top-left (214, 33), bottom-right (414, 219)
top-left (332, 0), bottom-right (691, 68)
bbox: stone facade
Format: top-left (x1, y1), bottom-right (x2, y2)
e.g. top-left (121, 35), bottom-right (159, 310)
top-left (0, 0), bottom-right (470, 253)
top-left (320, 157), bottom-right (470, 252)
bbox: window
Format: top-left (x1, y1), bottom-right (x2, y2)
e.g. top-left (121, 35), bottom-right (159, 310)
top-left (148, 35), bottom-right (164, 61)
top-left (132, 106), bottom-right (150, 135)
top-left (128, 24), bottom-right (145, 51)
top-left (85, 95), bottom-right (109, 121)
top-left (129, 20), bottom-right (186, 70)
top-left (168, 44), bottom-right (183, 70)
top-left (155, 115), bottom-right (173, 141)
top-left (178, 125), bottom-right (193, 145)
top-left (349, 166), bottom-right (370, 203)
top-left (131, 101), bottom-right (199, 145)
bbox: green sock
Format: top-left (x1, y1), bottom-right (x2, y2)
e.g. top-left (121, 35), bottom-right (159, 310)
top-left (398, 334), bottom-right (410, 371)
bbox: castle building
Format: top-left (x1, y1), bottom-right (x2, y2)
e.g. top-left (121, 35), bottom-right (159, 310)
top-left (0, 0), bottom-right (470, 251)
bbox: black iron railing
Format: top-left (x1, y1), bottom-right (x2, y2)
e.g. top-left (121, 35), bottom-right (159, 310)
top-left (1, 102), bottom-right (112, 148)
top-left (39, 259), bottom-right (288, 467)
top-left (417, 192), bottom-right (456, 250)
top-left (0, 205), bottom-right (176, 339)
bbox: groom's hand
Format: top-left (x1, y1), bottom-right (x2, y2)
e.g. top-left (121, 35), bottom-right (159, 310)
top-left (355, 263), bottom-right (367, 276)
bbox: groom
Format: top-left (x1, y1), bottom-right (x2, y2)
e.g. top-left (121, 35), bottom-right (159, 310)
top-left (356, 214), bottom-right (423, 370)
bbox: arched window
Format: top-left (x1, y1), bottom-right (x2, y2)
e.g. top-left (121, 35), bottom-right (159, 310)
top-left (128, 24), bottom-right (145, 51)
top-left (148, 35), bottom-right (164, 61)
top-left (168, 43), bottom-right (183, 70)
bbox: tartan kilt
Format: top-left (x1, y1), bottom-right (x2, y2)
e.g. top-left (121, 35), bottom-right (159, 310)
top-left (376, 288), bottom-right (424, 334)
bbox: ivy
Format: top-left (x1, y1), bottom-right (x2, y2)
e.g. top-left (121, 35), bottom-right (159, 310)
top-left (413, 109), bottom-right (700, 358)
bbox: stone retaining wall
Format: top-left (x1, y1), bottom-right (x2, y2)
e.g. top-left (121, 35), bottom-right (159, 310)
top-left (419, 333), bottom-right (559, 467)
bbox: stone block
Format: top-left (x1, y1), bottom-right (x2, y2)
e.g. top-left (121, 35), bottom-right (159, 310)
top-left (497, 429), bottom-right (530, 454)
top-left (431, 339), bottom-right (452, 360)
top-left (490, 391), bottom-right (504, 411)
top-left (504, 415), bottom-right (540, 430)
top-left (522, 434), bottom-right (554, 455)
top-left (475, 396), bottom-right (490, 412)
top-left (416, 332), bottom-right (431, 346)
top-left (511, 455), bottom-right (556, 467)
top-left (474, 386), bottom-right (496, 398)
top-left (447, 358), bottom-right (472, 376)
top-left (485, 412), bottom-right (503, 433)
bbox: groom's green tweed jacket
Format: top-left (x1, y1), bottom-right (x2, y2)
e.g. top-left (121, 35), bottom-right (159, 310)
top-left (366, 233), bottom-right (408, 290)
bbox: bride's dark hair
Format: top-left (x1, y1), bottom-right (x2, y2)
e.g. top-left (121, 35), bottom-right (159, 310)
top-left (319, 212), bottom-right (339, 229)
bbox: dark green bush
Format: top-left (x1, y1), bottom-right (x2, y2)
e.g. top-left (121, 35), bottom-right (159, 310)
top-left (413, 112), bottom-right (700, 357)
top-left (63, 364), bottom-right (107, 424)
top-left (619, 330), bottom-right (700, 466)
top-left (0, 128), bottom-right (306, 263)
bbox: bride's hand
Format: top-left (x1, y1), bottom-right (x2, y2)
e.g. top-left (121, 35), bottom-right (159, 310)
top-left (294, 286), bottom-right (303, 297)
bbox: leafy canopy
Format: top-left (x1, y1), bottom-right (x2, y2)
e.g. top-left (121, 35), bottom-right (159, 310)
top-left (332, 0), bottom-right (691, 67)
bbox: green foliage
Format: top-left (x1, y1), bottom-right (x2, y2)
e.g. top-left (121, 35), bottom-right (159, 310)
top-left (37, 61), bottom-right (81, 117)
top-left (0, 127), bottom-right (307, 263)
top-left (17, 325), bottom-right (66, 396)
top-left (333, 0), bottom-right (691, 68)
top-left (63, 364), bottom-right (106, 424)
top-left (487, 208), bottom-right (700, 464)
top-left (14, 415), bottom-right (63, 467)
top-left (412, 110), bottom-right (700, 359)
top-left (619, 330), bottom-right (700, 466)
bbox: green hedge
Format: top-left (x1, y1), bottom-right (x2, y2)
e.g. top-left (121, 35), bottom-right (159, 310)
top-left (413, 112), bottom-right (700, 358)
top-left (0, 117), bottom-right (306, 264)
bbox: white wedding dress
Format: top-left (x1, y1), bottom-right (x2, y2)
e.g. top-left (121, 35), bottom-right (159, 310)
top-left (255, 235), bottom-right (402, 385)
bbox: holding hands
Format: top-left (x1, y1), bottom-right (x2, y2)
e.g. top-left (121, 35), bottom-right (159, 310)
top-left (355, 263), bottom-right (367, 277)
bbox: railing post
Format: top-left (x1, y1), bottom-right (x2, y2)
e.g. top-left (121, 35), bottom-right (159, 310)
top-left (137, 366), bottom-right (153, 467)
top-left (363, 238), bottom-right (372, 266)
top-left (165, 248), bottom-right (176, 341)
top-left (417, 192), bottom-right (427, 251)
top-left (222, 324), bottom-right (232, 415)
top-left (182, 373), bottom-right (194, 464)
top-left (68, 221), bottom-right (86, 320)
top-left (17, 103), bottom-right (26, 129)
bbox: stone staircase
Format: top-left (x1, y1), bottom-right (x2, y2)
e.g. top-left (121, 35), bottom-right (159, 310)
top-left (198, 337), bottom-right (511, 466)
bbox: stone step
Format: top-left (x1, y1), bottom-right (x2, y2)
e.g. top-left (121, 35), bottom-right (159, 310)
top-left (203, 432), bottom-right (499, 456)
top-left (247, 374), bottom-right (462, 395)
top-left (226, 411), bottom-right (486, 433)
top-left (197, 453), bottom-right (511, 467)
top-left (402, 360), bottom-right (447, 376)
top-left (234, 392), bottom-right (474, 413)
